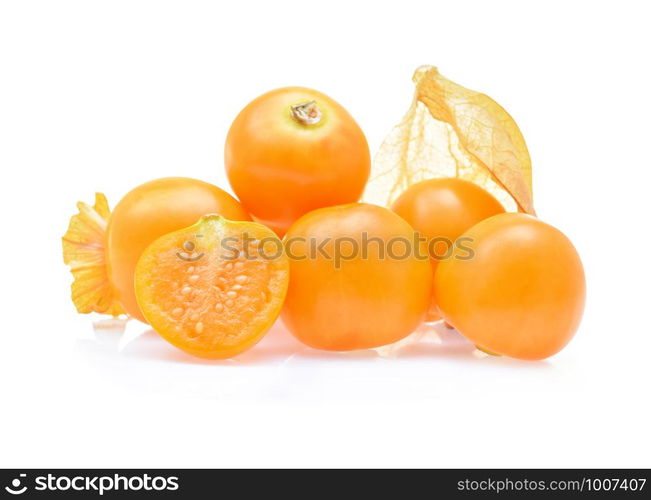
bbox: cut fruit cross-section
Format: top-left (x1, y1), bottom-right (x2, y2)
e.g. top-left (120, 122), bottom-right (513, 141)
top-left (135, 215), bottom-right (289, 359)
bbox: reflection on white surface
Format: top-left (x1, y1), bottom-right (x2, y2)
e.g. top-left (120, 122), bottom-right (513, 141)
top-left (82, 318), bottom-right (483, 365)
top-left (74, 318), bottom-right (558, 402)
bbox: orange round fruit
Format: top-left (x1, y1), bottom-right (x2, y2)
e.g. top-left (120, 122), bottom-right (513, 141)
top-left (392, 178), bottom-right (505, 320)
top-left (282, 203), bottom-right (432, 351)
top-left (135, 215), bottom-right (289, 359)
top-left (434, 213), bottom-right (586, 360)
top-left (225, 87), bottom-right (371, 236)
top-left (107, 177), bottom-right (250, 322)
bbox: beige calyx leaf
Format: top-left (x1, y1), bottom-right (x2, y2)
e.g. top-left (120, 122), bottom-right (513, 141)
top-left (62, 193), bottom-right (125, 317)
top-left (364, 65), bottom-right (535, 214)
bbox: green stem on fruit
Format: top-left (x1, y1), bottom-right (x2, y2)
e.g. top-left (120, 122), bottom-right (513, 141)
top-left (290, 100), bottom-right (322, 125)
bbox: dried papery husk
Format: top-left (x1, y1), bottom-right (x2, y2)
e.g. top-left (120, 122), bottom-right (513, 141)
top-left (62, 193), bottom-right (125, 316)
top-left (364, 65), bottom-right (535, 214)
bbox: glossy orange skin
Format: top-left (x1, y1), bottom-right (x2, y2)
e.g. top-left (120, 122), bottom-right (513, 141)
top-left (225, 87), bottom-right (371, 236)
top-left (107, 177), bottom-right (250, 323)
top-left (392, 178), bottom-right (505, 320)
top-left (282, 203), bottom-right (432, 351)
top-left (434, 213), bottom-right (586, 360)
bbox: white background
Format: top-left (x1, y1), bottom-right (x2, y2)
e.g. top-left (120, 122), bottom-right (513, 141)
top-left (1, 0), bottom-right (650, 468)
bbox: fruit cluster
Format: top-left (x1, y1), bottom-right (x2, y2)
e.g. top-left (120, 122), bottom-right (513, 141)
top-left (63, 72), bottom-right (585, 361)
